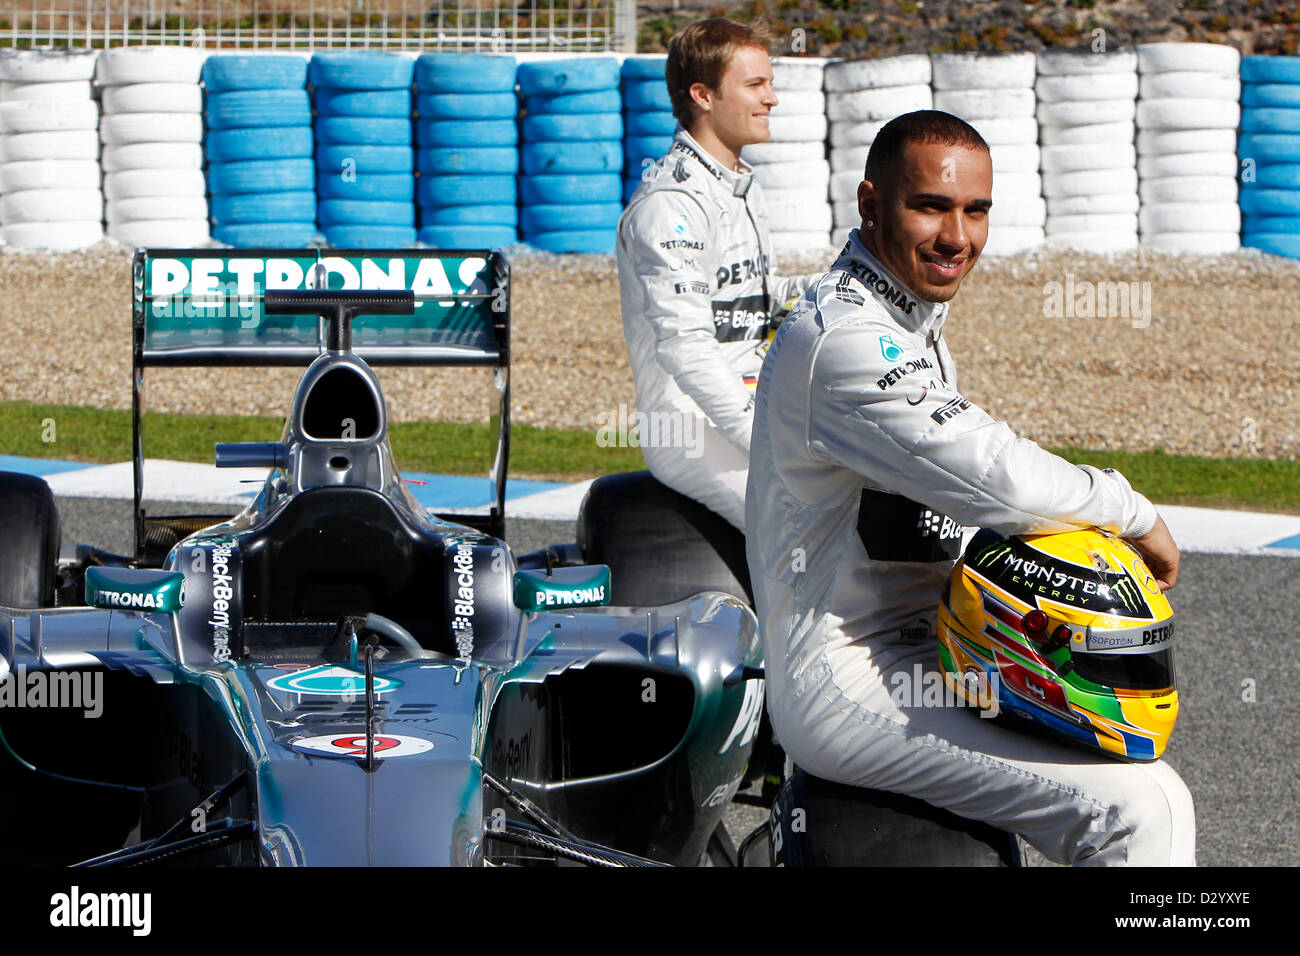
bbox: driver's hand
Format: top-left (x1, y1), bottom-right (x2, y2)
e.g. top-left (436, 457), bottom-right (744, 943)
top-left (1126, 515), bottom-right (1180, 592)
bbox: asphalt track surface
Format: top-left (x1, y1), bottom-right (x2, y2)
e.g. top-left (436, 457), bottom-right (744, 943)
top-left (56, 494), bottom-right (1300, 867)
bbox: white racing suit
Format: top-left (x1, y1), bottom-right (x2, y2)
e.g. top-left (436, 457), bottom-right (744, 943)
top-left (617, 128), bottom-right (817, 530)
top-left (744, 229), bottom-right (1195, 865)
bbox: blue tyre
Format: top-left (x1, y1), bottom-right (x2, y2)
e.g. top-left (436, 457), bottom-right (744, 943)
top-left (518, 58), bottom-right (619, 96)
top-left (625, 110), bottom-right (677, 136)
top-left (1242, 232), bottom-right (1300, 257)
top-left (520, 202), bottom-right (622, 233)
top-left (621, 56), bottom-right (667, 80)
top-left (324, 224), bottom-right (418, 247)
top-left (624, 134), bottom-right (673, 165)
top-left (214, 222), bottom-right (319, 247)
top-left (417, 147), bottom-right (518, 175)
top-left (207, 127), bottom-right (313, 162)
top-left (524, 228), bottom-right (616, 254)
top-left (623, 177), bottom-right (641, 203)
top-left (1242, 108), bottom-right (1300, 134)
top-left (415, 54), bottom-right (517, 94)
top-left (316, 116), bottom-right (413, 146)
top-left (1241, 214), bottom-right (1300, 234)
top-left (208, 158), bottom-right (315, 194)
top-left (309, 51), bottom-right (415, 91)
top-left (1241, 56), bottom-right (1300, 85)
top-left (522, 111), bottom-right (621, 142)
top-left (1248, 163), bottom-right (1300, 189)
top-left (420, 203), bottom-right (517, 226)
top-left (519, 173), bottom-right (620, 204)
top-left (1242, 84), bottom-right (1300, 109)
top-left (416, 92), bottom-right (518, 120)
top-left (316, 89), bottom-right (411, 118)
top-left (1239, 134), bottom-right (1300, 164)
top-left (317, 172), bottom-right (414, 201)
top-left (418, 174), bottom-right (516, 206)
top-left (315, 145), bottom-right (413, 174)
top-left (318, 199), bottom-right (415, 228)
top-left (1240, 188), bottom-right (1300, 215)
top-left (415, 118), bottom-right (517, 148)
top-left (212, 191), bottom-right (318, 225)
top-left (203, 55), bottom-right (308, 92)
top-left (419, 224), bottom-right (518, 249)
top-left (206, 90), bottom-right (312, 129)
top-left (521, 139), bottom-right (622, 174)
top-left (622, 79), bottom-right (672, 112)
top-left (525, 89), bottom-right (621, 114)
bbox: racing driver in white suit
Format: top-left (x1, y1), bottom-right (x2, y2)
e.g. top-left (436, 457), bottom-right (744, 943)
top-left (745, 110), bottom-right (1196, 865)
top-left (617, 18), bottom-right (817, 530)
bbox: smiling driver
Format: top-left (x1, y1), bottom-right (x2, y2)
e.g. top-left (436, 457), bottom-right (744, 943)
top-left (744, 110), bottom-right (1195, 866)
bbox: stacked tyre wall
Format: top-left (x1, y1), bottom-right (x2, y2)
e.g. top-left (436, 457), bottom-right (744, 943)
top-left (0, 46), bottom-right (1298, 261)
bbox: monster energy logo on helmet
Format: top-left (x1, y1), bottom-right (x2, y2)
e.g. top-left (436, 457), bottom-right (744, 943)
top-left (971, 540), bottom-right (1153, 619)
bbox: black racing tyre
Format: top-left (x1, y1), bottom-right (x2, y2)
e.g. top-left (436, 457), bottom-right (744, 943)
top-left (0, 472), bottom-right (61, 607)
top-left (577, 471), bottom-right (751, 607)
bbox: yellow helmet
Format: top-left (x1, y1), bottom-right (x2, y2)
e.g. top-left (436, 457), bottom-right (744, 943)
top-left (937, 527), bottom-right (1178, 761)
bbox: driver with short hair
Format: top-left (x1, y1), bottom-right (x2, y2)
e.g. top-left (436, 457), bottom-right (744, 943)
top-left (745, 110), bottom-right (1195, 865)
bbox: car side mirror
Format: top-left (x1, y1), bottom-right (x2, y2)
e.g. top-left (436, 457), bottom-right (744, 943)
top-left (512, 565), bottom-right (611, 613)
top-left (85, 566), bottom-right (185, 614)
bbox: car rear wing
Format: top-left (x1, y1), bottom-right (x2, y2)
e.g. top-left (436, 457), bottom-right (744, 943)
top-left (131, 248), bottom-right (512, 556)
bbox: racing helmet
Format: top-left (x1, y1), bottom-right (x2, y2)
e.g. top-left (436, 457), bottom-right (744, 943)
top-left (937, 527), bottom-right (1177, 761)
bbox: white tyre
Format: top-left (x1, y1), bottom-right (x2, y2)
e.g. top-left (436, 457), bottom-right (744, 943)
top-left (96, 47), bottom-right (206, 86)
top-left (829, 118), bottom-right (888, 148)
top-left (770, 231), bottom-right (832, 253)
top-left (981, 225), bottom-right (1044, 256)
top-left (104, 168), bottom-right (206, 200)
top-left (0, 80), bottom-right (93, 103)
top-left (833, 200), bottom-right (861, 227)
top-left (1034, 72), bottom-right (1138, 103)
top-left (0, 187), bottom-right (103, 224)
top-left (101, 142), bottom-right (204, 172)
top-left (1139, 71), bottom-right (1240, 101)
top-left (1046, 213), bottom-right (1138, 234)
top-left (827, 84), bottom-right (931, 122)
top-left (0, 221), bottom-right (103, 250)
top-left (934, 88), bottom-right (1035, 120)
top-left (1136, 98), bottom-right (1240, 130)
top-left (0, 50), bottom-right (97, 83)
top-left (753, 159), bottom-right (830, 190)
top-left (1044, 168), bottom-right (1137, 198)
top-left (830, 144), bottom-right (871, 174)
top-left (0, 159), bottom-right (99, 192)
top-left (765, 191), bottom-right (833, 230)
top-left (1137, 43), bottom-right (1240, 76)
top-left (108, 219), bottom-right (211, 248)
top-left (0, 129), bottom-right (99, 162)
top-left (831, 169), bottom-right (862, 202)
top-left (100, 112), bottom-right (204, 145)
top-left (1041, 143), bottom-right (1136, 173)
top-left (1039, 121), bottom-right (1134, 146)
top-left (824, 55), bottom-right (931, 92)
top-left (0, 100), bottom-right (98, 134)
top-left (1047, 193), bottom-right (1139, 215)
top-left (990, 196), bottom-right (1046, 227)
top-left (1036, 49), bottom-right (1137, 77)
top-left (1144, 231), bottom-right (1241, 254)
top-left (965, 115), bottom-right (1039, 146)
top-left (931, 53), bottom-right (1036, 90)
top-left (1139, 175), bottom-right (1237, 203)
top-left (990, 143), bottom-right (1040, 174)
top-left (772, 90), bottom-right (825, 116)
top-left (992, 172), bottom-right (1042, 202)
top-left (1139, 201), bottom-right (1240, 234)
top-left (1036, 98), bottom-right (1136, 126)
top-left (743, 141), bottom-right (823, 164)
top-left (767, 113), bottom-right (827, 143)
top-left (831, 226), bottom-right (854, 247)
top-left (102, 82), bottom-right (204, 114)
top-left (107, 195), bottom-right (209, 224)
top-left (1137, 151), bottom-right (1238, 178)
top-left (1136, 128), bottom-right (1236, 154)
top-left (772, 59), bottom-right (825, 92)
top-left (1046, 230), bottom-right (1138, 253)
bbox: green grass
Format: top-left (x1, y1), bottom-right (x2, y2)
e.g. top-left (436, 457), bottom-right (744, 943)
top-left (2, 400), bottom-right (1296, 513)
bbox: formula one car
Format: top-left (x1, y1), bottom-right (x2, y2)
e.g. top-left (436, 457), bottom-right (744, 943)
top-left (0, 247), bottom-right (764, 866)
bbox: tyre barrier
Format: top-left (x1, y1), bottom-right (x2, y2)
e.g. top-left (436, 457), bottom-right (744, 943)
top-left (756, 57), bottom-right (830, 253)
top-left (1037, 50), bottom-right (1137, 254)
top-left (621, 55), bottom-right (671, 205)
top-left (204, 54), bottom-right (316, 248)
top-left (518, 57), bottom-right (620, 254)
top-left (1136, 42), bottom-right (1241, 254)
top-left (1240, 55), bottom-right (1300, 259)
top-left (415, 53), bottom-right (518, 250)
top-left (0, 50), bottom-right (103, 250)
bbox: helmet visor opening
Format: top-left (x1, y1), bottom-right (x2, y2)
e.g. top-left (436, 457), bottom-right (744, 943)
top-left (1070, 648), bottom-right (1173, 692)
